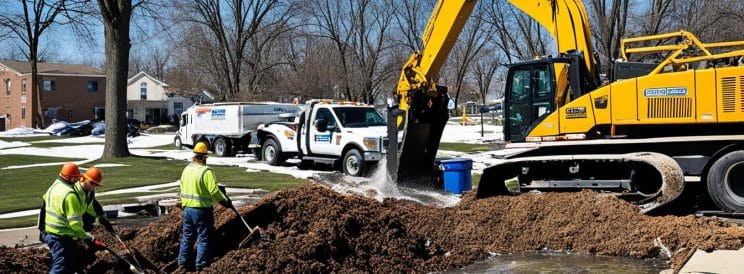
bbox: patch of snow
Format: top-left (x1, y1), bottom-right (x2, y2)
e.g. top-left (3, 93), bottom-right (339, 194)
top-left (0, 127), bottom-right (48, 137)
top-left (0, 139), bottom-right (30, 150)
top-left (441, 122), bottom-right (503, 144)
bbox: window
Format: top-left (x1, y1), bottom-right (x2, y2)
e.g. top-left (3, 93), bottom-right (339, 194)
top-left (5, 79), bottom-right (10, 96)
top-left (94, 107), bottom-right (105, 120)
top-left (140, 82), bottom-right (147, 99)
top-left (43, 79), bottom-right (55, 91)
top-left (174, 102), bottom-right (184, 116)
top-left (21, 106), bottom-right (26, 119)
top-left (21, 79), bottom-right (26, 94)
top-left (314, 108), bottom-right (337, 129)
top-left (332, 107), bottom-right (385, 127)
top-left (44, 107), bottom-right (60, 120)
top-left (87, 80), bottom-right (98, 92)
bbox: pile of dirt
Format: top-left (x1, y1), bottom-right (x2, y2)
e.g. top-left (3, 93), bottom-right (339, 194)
top-left (0, 246), bottom-right (50, 273)
top-left (4, 183), bottom-right (744, 273)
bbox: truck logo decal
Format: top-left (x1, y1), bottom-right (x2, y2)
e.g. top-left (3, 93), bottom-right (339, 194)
top-left (314, 133), bottom-right (332, 143)
top-left (210, 108), bottom-right (226, 120)
top-left (643, 87), bottom-right (688, 97)
top-left (195, 107), bottom-right (211, 117)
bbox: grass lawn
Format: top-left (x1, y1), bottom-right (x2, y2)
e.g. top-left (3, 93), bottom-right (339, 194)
top-left (25, 142), bottom-right (102, 148)
top-left (0, 156), bottom-right (306, 215)
top-left (439, 142), bottom-right (493, 153)
top-left (0, 216), bottom-right (38, 229)
top-left (0, 135), bottom-right (68, 143)
top-left (0, 155), bottom-right (85, 168)
top-left (146, 143), bottom-right (178, 150)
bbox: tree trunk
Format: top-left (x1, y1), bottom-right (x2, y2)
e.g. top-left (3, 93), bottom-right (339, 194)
top-left (31, 58), bottom-right (44, 129)
top-left (100, 0), bottom-right (132, 159)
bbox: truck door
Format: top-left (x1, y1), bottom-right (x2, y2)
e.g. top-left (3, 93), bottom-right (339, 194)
top-left (308, 107), bottom-right (340, 155)
top-left (180, 113), bottom-right (193, 146)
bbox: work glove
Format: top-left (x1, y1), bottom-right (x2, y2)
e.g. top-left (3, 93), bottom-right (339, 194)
top-left (218, 199), bottom-right (234, 209)
top-left (99, 218), bottom-right (115, 233)
top-left (85, 232), bottom-right (96, 243)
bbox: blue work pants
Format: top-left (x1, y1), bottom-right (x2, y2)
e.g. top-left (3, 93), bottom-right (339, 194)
top-left (178, 207), bottom-right (215, 269)
top-left (43, 233), bottom-right (80, 274)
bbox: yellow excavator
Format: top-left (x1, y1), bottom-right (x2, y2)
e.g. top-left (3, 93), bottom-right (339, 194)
top-left (392, 0), bottom-right (744, 213)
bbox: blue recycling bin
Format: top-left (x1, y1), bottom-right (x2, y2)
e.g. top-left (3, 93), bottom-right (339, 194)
top-left (439, 158), bottom-right (473, 194)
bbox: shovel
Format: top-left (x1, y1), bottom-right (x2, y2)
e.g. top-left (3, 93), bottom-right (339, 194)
top-left (92, 239), bottom-right (145, 274)
top-left (218, 184), bottom-right (262, 248)
top-left (105, 228), bottom-right (144, 271)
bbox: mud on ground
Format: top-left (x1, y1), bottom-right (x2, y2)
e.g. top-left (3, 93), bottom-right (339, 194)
top-left (3, 183), bottom-right (743, 273)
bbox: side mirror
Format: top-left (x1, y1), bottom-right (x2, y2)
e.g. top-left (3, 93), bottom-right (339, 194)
top-left (314, 119), bottom-right (328, 132)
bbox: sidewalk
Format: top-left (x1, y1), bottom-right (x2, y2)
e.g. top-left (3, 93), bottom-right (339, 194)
top-left (679, 248), bottom-right (744, 274)
top-left (0, 226), bottom-right (41, 247)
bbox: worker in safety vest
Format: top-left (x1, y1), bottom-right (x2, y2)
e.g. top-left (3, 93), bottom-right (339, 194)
top-left (39, 163), bottom-right (102, 274)
top-left (178, 142), bottom-right (230, 270)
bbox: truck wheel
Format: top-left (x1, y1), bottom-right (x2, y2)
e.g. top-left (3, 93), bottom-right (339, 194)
top-left (342, 149), bottom-right (366, 177)
top-left (707, 151), bottom-right (744, 212)
top-left (214, 138), bottom-right (232, 157)
top-left (174, 137), bottom-right (183, 150)
top-left (262, 139), bottom-right (285, 165)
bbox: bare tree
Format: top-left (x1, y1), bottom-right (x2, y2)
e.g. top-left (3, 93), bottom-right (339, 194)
top-left (588, 0), bottom-right (629, 77)
top-left (241, 7), bottom-right (298, 101)
top-left (0, 0), bottom-right (69, 128)
top-left (443, 1), bottom-right (493, 113)
top-left (637, 0), bottom-right (673, 36)
top-left (471, 48), bottom-right (502, 106)
top-left (309, 0), bottom-right (397, 103)
top-left (388, 0), bottom-right (434, 52)
top-left (484, 0), bottom-right (550, 64)
top-left (97, 0), bottom-right (139, 159)
top-left (174, 0), bottom-right (288, 101)
top-left (306, 0), bottom-right (355, 100)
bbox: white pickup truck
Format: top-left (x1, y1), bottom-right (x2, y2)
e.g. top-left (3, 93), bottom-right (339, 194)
top-left (256, 100), bottom-right (388, 176)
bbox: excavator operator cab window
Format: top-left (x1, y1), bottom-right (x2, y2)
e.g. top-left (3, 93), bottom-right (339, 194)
top-left (505, 63), bottom-right (555, 142)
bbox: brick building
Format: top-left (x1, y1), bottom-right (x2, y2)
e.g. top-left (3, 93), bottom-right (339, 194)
top-left (0, 60), bottom-right (106, 130)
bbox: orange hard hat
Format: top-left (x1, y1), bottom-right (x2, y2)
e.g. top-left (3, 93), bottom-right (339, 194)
top-left (83, 166), bottom-right (103, 186)
top-left (60, 163), bottom-right (81, 183)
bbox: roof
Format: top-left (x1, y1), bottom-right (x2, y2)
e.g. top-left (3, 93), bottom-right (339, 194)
top-left (0, 60), bottom-right (104, 76)
top-left (127, 71), bottom-right (169, 87)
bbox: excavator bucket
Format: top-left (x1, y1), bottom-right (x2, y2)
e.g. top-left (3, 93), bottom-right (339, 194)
top-left (392, 86), bottom-right (449, 187)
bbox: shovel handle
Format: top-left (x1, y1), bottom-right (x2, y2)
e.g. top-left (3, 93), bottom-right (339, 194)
top-left (94, 239), bottom-right (144, 274)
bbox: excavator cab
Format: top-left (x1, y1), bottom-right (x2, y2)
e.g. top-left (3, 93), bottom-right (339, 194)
top-left (505, 61), bottom-right (557, 142)
top-left (504, 57), bottom-right (581, 142)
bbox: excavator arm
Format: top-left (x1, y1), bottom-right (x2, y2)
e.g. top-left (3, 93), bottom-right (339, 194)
top-left (508, 0), bottom-right (597, 80)
top-left (391, 0), bottom-right (476, 185)
top-left (391, 0), bottom-right (598, 186)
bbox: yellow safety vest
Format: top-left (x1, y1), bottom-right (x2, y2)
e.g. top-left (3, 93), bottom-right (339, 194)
top-left (179, 163), bottom-right (227, 208)
top-left (41, 178), bottom-right (88, 240)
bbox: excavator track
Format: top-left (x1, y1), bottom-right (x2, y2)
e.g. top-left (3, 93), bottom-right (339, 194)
top-left (476, 152), bottom-right (685, 213)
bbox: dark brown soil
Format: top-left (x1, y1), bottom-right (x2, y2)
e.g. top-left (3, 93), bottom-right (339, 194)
top-left (4, 183), bottom-right (744, 273)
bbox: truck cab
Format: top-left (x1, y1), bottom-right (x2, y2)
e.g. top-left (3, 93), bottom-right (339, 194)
top-left (257, 100), bottom-right (388, 177)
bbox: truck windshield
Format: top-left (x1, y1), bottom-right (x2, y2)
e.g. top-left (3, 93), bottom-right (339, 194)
top-left (332, 107), bottom-right (386, 128)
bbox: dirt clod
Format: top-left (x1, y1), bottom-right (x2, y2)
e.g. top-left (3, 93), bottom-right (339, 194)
top-left (4, 183), bottom-right (743, 273)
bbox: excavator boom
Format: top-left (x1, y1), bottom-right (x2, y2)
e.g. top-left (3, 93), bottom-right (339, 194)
top-left (391, 0), bottom-right (476, 185)
top-left (508, 0), bottom-right (597, 80)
